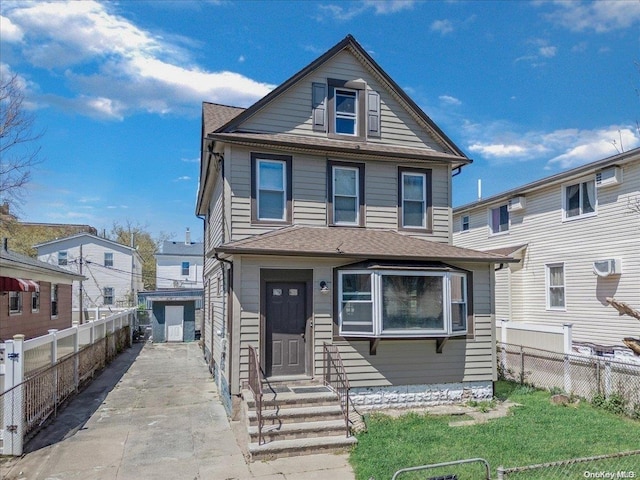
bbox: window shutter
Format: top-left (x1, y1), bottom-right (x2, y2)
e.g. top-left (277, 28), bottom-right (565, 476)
top-left (367, 90), bottom-right (381, 137)
top-left (312, 82), bottom-right (327, 132)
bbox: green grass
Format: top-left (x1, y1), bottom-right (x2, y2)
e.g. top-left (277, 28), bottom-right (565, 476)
top-left (349, 381), bottom-right (640, 480)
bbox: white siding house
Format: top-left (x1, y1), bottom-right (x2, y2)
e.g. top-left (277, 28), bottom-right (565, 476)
top-left (155, 229), bottom-right (204, 289)
top-left (453, 148), bottom-right (640, 351)
top-left (35, 233), bottom-right (144, 311)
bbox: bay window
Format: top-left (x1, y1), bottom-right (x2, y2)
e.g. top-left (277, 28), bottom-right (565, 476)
top-left (338, 269), bottom-right (468, 337)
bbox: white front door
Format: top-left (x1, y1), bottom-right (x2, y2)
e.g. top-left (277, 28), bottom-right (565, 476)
top-left (165, 305), bottom-right (184, 342)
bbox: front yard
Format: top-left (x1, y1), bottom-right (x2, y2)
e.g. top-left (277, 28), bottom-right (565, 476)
top-left (350, 381), bottom-right (640, 480)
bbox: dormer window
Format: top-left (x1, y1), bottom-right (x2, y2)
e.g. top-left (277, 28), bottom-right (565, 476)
top-left (335, 89), bottom-right (357, 135)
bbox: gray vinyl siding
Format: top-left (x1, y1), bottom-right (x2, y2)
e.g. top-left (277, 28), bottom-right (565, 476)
top-left (227, 144), bottom-right (451, 242)
top-left (453, 159), bottom-right (640, 347)
top-left (230, 257), bottom-right (495, 394)
top-left (240, 51), bottom-right (445, 152)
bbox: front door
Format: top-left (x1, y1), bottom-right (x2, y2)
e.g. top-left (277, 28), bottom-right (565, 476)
top-left (266, 282), bottom-right (306, 376)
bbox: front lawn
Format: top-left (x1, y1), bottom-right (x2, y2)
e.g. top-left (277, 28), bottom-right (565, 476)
top-left (349, 382), bottom-right (639, 480)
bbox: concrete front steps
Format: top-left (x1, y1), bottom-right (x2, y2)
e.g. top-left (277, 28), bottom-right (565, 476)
top-left (242, 381), bottom-right (357, 460)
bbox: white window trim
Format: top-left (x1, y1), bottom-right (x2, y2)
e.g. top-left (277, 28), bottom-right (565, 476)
top-left (401, 172), bottom-right (427, 229)
top-left (58, 251), bottom-right (68, 266)
top-left (332, 165), bottom-right (360, 226)
top-left (256, 159), bottom-right (287, 221)
top-left (104, 252), bottom-right (114, 267)
top-left (338, 269), bottom-right (467, 338)
top-left (51, 284), bottom-right (58, 318)
top-left (334, 88), bottom-right (358, 136)
top-left (562, 177), bottom-right (597, 222)
top-left (461, 215), bottom-right (470, 232)
top-left (103, 287), bottom-right (114, 306)
top-left (488, 204), bottom-right (510, 236)
top-left (182, 261), bottom-right (190, 276)
top-left (545, 263), bottom-right (566, 311)
top-left (32, 291), bottom-right (40, 313)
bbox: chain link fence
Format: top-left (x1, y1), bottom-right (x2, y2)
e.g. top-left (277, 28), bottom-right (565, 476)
top-left (498, 342), bottom-right (640, 417)
top-left (498, 450), bottom-right (640, 479)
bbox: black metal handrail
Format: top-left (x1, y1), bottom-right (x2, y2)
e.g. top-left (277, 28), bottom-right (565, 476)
top-left (247, 345), bottom-right (264, 445)
top-left (323, 343), bottom-right (351, 437)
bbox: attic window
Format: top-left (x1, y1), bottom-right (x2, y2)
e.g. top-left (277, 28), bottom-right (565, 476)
top-left (335, 89), bottom-right (357, 135)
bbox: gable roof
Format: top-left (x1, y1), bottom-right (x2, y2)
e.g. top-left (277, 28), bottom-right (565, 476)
top-left (34, 233), bottom-right (143, 262)
top-left (215, 226), bottom-right (516, 263)
top-left (455, 147), bottom-right (640, 214)
top-left (1, 245), bottom-right (85, 281)
top-left (205, 35), bottom-right (466, 159)
top-left (202, 102), bottom-right (245, 136)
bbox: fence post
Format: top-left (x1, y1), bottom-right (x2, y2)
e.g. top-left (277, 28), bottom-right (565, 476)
top-left (48, 329), bottom-right (59, 415)
top-left (604, 361), bottom-right (612, 397)
top-left (564, 354), bottom-right (572, 394)
top-left (4, 335), bottom-right (25, 456)
top-left (497, 466), bottom-right (505, 480)
top-left (72, 321), bottom-right (80, 392)
top-left (519, 345), bottom-right (525, 384)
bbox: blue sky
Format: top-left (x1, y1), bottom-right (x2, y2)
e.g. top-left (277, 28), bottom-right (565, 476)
top-left (1, 0), bottom-right (639, 240)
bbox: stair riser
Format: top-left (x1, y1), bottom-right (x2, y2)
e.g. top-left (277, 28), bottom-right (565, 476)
top-left (249, 412), bottom-right (344, 426)
top-left (250, 443), bottom-right (354, 461)
top-left (247, 398), bottom-right (339, 409)
top-left (250, 427), bottom-right (347, 443)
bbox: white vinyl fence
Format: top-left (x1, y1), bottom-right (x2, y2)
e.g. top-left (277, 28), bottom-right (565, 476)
top-left (0, 308), bottom-right (134, 455)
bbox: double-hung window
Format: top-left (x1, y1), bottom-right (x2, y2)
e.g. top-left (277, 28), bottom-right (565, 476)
top-left (328, 161), bottom-right (364, 226)
top-left (58, 251), bottom-right (68, 266)
top-left (103, 287), bottom-right (114, 306)
top-left (334, 89), bottom-right (357, 136)
top-left (564, 179), bottom-right (596, 219)
top-left (32, 291), bottom-right (40, 312)
top-left (546, 264), bottom-right (565, 309)
top-left (251, 153), bottom-right (292, 224)
top-left (181, 261), bottom-right (190, 276)
top-left (399, 167), bottom-right (431, 230)
top-left (338, 269), bottom-right (469, 338)
top-left (461, 215), bottom-right (470, 232)
top-left (490, 205), bottom-right (509, 234)
top-left (104, 252), bottom-right (113, 267)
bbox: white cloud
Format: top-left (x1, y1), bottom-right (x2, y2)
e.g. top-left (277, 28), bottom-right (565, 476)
top-left (465, 122), bottom-right (640, 168)
top-left (175, 176), bottom-right (191, 181)
top-left (318, 0), bottom-right (414, 20)
top-left (431, 19), bottom-right (454, 35)
top-left (545, 127), bottom-right (640, 169)
top-left (0, 14), bottom-right (24, 42)
top-left (238, 55), bottom-right (245, 63)
top-left (543, 0), bottom-right (640, 33)
top-left (2, 1), bottom-right (274, 119)
top-left (538, 46), bottom-right (557, 58)
top-left (439, 95), bottom-right (461, 106)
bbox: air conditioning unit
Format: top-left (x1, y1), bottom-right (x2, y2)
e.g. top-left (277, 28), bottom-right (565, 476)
top-left (508, 196), bottom-right (526, 212)
top-left (593, 258), bottom-right (622, 277)
top-left (595, 166), bottom-right (622, 188)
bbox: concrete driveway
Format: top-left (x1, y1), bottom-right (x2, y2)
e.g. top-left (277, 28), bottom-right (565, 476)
top-left (2, 342), bottom-right (355, 480)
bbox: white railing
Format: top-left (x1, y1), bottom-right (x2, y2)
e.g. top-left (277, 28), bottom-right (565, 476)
top-left (0, 308), bottom-right (134, 456)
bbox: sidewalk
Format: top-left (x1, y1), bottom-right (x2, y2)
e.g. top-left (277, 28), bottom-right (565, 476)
top-left (2, 342), bottom-right (355, 480)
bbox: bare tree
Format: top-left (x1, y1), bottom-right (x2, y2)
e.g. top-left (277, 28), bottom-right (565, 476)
top-left (0, 73), bottom-right (43, 210)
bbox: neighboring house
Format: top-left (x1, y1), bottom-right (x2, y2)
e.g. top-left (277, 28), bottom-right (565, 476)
top-left (453, 148), bottom-right (640, 351)
top-left (1, 239), bottom-right (85, 341)
top-left (155, 228), bottom-right (204, 289)
top-left (35, 233), bottom-right (144, 313)
top-left (196, 35), bottom-right (512, 415)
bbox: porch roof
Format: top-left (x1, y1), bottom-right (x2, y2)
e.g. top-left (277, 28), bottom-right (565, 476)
top-left (214, 226), bottom-right (517, 263)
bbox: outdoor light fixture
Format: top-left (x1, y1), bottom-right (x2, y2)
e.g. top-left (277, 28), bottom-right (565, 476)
top-left (319, 281), bottom-right (329, 294)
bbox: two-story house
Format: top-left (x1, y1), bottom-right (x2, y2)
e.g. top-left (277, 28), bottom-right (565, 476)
top-left (196, 36), bottom-right (512, 421)
top-left (155, 228), bottom-right (204, 289)
top-left (453, 148), bottom-right (640, 352)
top-left (35, 233), bottom-right (144, 316)
top-left (1, 239), bottom-right (84, 341)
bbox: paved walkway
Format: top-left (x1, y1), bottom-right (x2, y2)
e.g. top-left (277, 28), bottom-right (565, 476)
top-left (2, 342), bottom-right (355, 480)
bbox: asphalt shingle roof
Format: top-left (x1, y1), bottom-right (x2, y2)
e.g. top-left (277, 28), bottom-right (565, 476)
top-left (215, 226), bottom-right (516, 263)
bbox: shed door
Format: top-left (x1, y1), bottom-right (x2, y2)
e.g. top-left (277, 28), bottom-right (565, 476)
top-left (266, 282), bottom-right (306, 376)
top-left (166, 305), bottom-right (184, 342)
